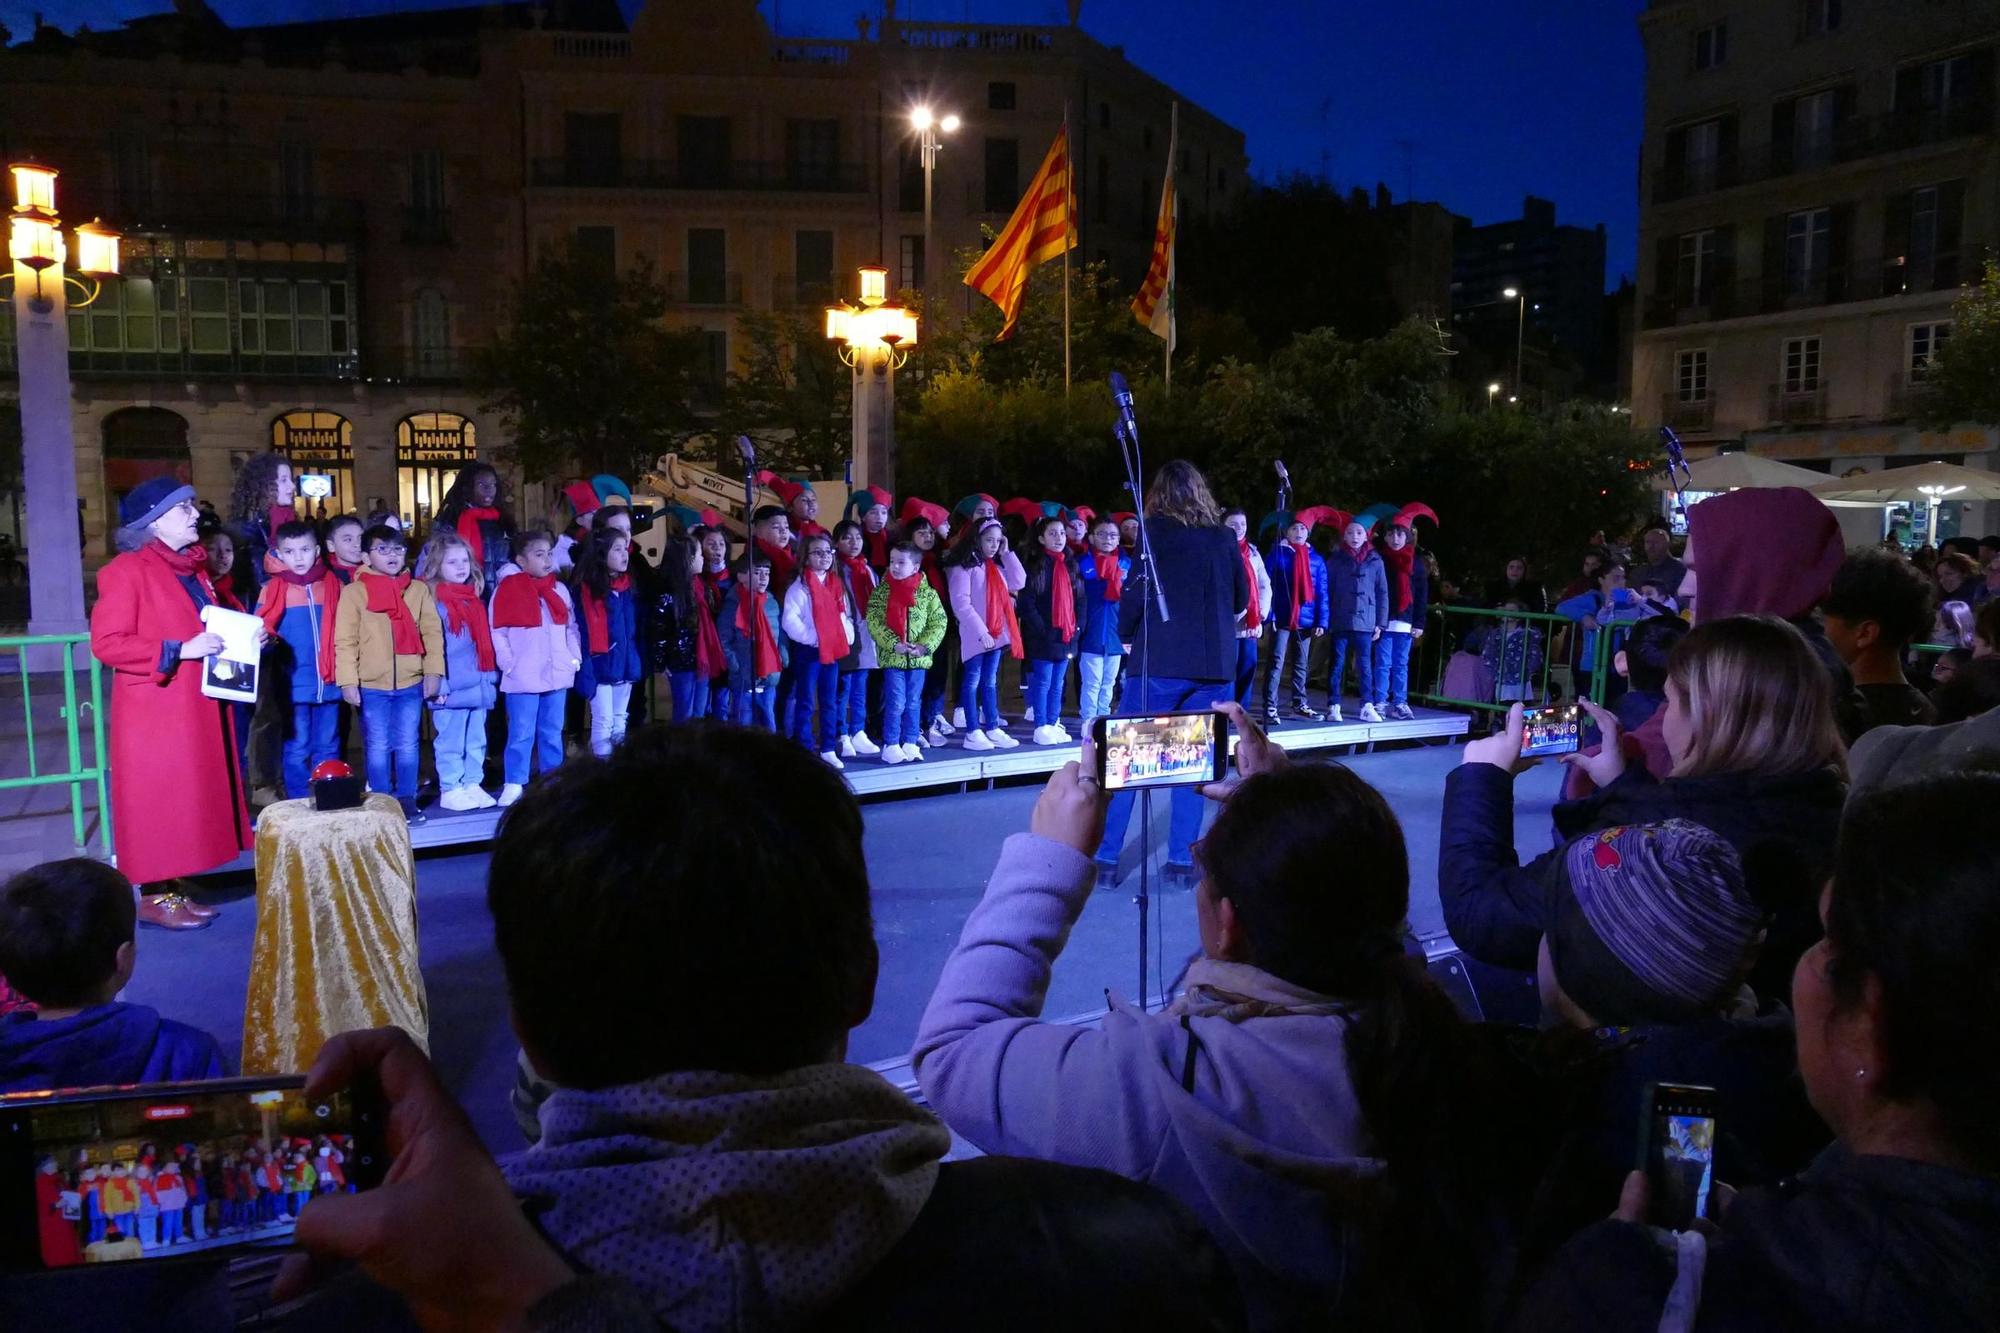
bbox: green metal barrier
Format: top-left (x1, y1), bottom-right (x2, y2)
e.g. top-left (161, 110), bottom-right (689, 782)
top-left (1414, 604), bottom-right (1618, 715)
top-left (0, 634), bottom-right (112, 859)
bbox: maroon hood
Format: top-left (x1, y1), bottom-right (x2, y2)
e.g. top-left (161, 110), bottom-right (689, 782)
top-left (1687, 487), bottom-right (1844, 622)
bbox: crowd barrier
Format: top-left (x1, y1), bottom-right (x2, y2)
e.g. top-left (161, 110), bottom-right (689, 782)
top-left (0, 634), bottom-right (113, 859)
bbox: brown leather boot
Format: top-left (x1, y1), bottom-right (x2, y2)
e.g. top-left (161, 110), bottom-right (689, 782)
top-left (138, 893), bottom-right (213, 931)
top-left (146, 880), bottom-right (220, 920)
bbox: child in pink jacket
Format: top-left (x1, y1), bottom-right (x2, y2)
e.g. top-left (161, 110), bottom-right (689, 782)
top-left (490, 530), bottom-right (581, 806)
top-left (947, 518), bottom-right (1027, 751)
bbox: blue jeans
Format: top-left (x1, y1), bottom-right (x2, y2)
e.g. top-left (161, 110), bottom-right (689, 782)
top-left (360, 685), bottom-right (423, 801)
top-left (1372, 630), bottom-right (1413, 706)
top-left (1328, 630), bottom-right (1375, 704)
top-left (787, 644), bottom-right (841, 750)
top-left (669, 670), bottom-right (708, 722)
top-left (1095, 675), bottom-right (1225, 869)
top-left (1263, 627), bottom-right (1313, 711)
top-left (839, 668), bottom-right (872, 737)
top-left (431, 706), bottom-right (488, 790)
top-left (282, 701), bottom-right (340, 799)
top-left (1025, 658), bottom-right (1069, 729)
top-left (959, 648), bottom-right (1002, 731)
top-left (503, 690), bottom-right (566, 785)
top-left (1078, 652), bottom-right (1121, 725)
top-left (880, 666), bottom-right (925, 746)
top-left (736, 671), bottom-right (780, 729)
top-left (1233, 636), bottom-right (1259, 705)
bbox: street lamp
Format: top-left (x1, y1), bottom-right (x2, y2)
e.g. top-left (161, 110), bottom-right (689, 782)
top-left (826, 265), bottom-right (920, 492)
top-left (1486, 381), bottom-right (1500, 411)
top-left (910, 105), bottom-right (959, 301)
top-left (1502, 286), bottom-right (1525, 402)
top-left (6, 160), bottom-right (120, 659)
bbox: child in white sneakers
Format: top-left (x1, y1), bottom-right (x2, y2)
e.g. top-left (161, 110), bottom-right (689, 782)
top-left (947, 519), bottom-right (1026, 751)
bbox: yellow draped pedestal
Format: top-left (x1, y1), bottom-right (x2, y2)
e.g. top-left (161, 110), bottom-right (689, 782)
top-left (242, 794), bottom-right (430, 1075)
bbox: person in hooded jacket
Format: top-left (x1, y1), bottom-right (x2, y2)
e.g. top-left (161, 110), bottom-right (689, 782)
top-left (1441, 616), bottom-right (1847, 1004)
top-left (1510, 771), bottom-right (2000, 1333)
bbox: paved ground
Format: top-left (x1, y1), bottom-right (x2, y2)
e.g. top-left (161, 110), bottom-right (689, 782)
top-left (124, 742), bottom-right (1562, 1153)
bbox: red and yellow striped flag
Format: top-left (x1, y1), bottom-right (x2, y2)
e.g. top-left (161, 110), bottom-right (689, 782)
top-left (1132, 110), bottom-right (1177, 352)
top-left (964, 127), bottom-right (1077, 341)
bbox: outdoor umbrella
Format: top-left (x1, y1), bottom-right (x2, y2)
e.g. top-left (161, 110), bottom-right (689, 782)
top-left (1808, 460), bottom-right (2000, 545)
top-left (1657, 452), bottom-right (1832, 493)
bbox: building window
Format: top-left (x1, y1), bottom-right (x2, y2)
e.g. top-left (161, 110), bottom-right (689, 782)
top-left (1684, 118), bottom-right (1722, 191)
top-left (1676, 229), bottom-right (1716, 305)
top-left (1676, 349), bottom-right (1709, 401)
top-left (1782, 336), bottom-right (1822, 392)
top-left (573, 226), bottom-right (616, 282)
top-left (1910, 322), bottom-right (1952, 376)
top-left (66, 275), bottom-right (180, 365)
top-left (1794, 89), bottom-right (1836, 168)
top-left (565, 112), bottom-right (622, 186)
top-left (897, 143), bottom-right (924, 213)
top-left (1785, 207), bottom-right (1830, 294)
top-left (794, 229), bottom-right (834, 303)
top-left (899, 234), bottom-right (925, 291)
top-left (687, 228), bottom-right (728, 304)
top-left (279, 141), bottom-right (315, 219)
top-left (677, 115), bottom-right (732, 189)
top-left (1798, 0), bottom-right (1840, 38)
top-left (1692, 22), bottom-right (1727, 71)
top-left (784, 118), bottom-right (840, 189)
top-left (238, 273), bottom-right (351, 372)
top-left (983, 137), bottom-right (1019, 213)
top-left (397, 411), bottom-right (477, 533)
top-left (988, 81), bottom-right (1016, 111)
top-left (412, 289), bottom-right (450, 376)
top-left (411, 148), bottom-right (445, 218)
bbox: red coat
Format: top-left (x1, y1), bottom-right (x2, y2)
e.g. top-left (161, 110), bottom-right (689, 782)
top-left (90, 542), bottom-right (252, 884)
top-left (37, 1172), bottom-right (81, 1267)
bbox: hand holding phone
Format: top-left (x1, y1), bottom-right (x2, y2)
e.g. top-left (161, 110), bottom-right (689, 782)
top-left (1030, 735), bottom-right (1109, 856)
top-left (1091, 710), bottom-right (1230, 793)
top-left (1636, 1082), bottom-right (1719, 1231)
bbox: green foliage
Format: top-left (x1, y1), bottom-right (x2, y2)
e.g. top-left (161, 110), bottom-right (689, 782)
top-left (924, 249), bottom-right (1159, 389)
top-left (716, 307), bottom-right (852, 477)
top-left (471, 243), bottom-right (711, 483)
top-left (1923, 259), bottom-right (2000, 427)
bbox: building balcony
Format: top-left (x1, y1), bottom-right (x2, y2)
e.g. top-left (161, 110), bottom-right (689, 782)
top-left (1766, 381), bottom-right (1829, 425)
top-left (365, 345), bottom-right (472, 382)
top-left (1886, 370), bottom-right (1940, 419)
top-left (529, 158), bottom-right (866, 194)
top-left (772, 274), bottom-right (838, 309)
top-left (1652, 103), bottom-right (1994, 205)
top-left (667, 272), bottom-right (744, 307)
top-left (21, 346), bottom-right (364, 381)
top-left (401, 207), bottom-right (454, 246)
top-left (890, 21), bottom-right (1059, 53)
top-left (1660, 394), bottom-right (1715, 432)
top-left (101, 192), bottom-right (366, 239)
top-left (1640, 250), bottom-right (1970, 330)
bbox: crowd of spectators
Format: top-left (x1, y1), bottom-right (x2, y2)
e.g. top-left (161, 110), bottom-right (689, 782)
top-left (3, 481), bottom-right (1999, 1332)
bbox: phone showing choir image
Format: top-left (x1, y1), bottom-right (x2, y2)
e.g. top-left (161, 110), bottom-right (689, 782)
top-left (1637, 1082), bottom-right (1719, 1232)
top-left (0, 1075), bottom-right (386, 1273)
top-left (1091, 711), bottom-right (1229, 791)
top-left (1519, 703), bottom-right (1583, 759)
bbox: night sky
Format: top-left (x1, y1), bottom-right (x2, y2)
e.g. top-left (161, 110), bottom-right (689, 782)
top-left (4, 0), bottom-right (1646, 288)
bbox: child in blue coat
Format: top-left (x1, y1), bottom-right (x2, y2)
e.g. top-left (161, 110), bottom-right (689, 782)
top-left (1077, 517), bottom-right (1132, 727)
top-left (719, 553), bottom-right (788, 730)
top-left (1262, 509), bottom-right (1331, 723)
top-left (1326, 518), bottom-right (1389, 722)
top-left (253, 520), bottom-right (343, 798)
top-left (570, 526), bottom-right (643, 757)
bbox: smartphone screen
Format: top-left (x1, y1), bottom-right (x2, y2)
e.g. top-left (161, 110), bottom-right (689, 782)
top-left (0, 1076), bottom-right (384, 1273)
top-left (1092, 712), bottom-right (1226, 791)
top-left (1640, 1082), bottom-right (1718, 1231)
top-left (1520, 703), bottom-right (1583, 758)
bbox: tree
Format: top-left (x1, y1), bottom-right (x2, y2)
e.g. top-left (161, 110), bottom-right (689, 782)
top-left (471, 243), bottom-right (711, 482)
top-left (1922, 259), bottom-right (2000, 427)
top-left (716, 307), bottom-right (852, 477)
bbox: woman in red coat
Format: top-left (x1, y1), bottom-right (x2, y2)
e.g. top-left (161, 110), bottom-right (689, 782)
top-left (90, 478), bottom-right (253, 930)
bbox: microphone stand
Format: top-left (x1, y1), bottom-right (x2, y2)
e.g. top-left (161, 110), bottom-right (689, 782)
top-left (737, 436), bottom-right (758, 724)
top-left (1112, 413), bottom-right (1169, 1011)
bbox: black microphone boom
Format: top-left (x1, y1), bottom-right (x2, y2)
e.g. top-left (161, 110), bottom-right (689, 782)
top-left (1108, 371), bottom-right (1140, 446)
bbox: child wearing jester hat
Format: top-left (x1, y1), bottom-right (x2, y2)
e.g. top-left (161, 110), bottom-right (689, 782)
top-left (1365, 502), bottom-right (1437, 722)
top-left (1261, 507), bottom-right (1333, 723)
top-left (1325, 512), bottom-right (1390, 723)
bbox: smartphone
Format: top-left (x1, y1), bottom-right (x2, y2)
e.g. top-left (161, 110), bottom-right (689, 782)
top-left (1520, 702), bottom-right (1583, 758)
top-left (297, 473), bottom-right (334, 501)
top-left (0, 1075), bottom-right (386, 1273)
top-left (1636, 1082), bottom-right (1718, 1231)
top-left (1091, 711), bottom-right (1228, 792)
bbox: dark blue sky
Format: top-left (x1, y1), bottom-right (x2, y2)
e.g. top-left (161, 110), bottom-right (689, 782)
top-left (5, 0), bottom-right (1647, 287)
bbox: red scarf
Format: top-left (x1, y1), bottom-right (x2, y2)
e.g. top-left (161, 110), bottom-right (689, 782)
top-left (1091, 551), bottom-right (1124, 602)
top-left (1379, 539), bottom-right (1416, 616)
top-left (738, 588), bottom-right (782, 677)
top-left (1050, 556), bottom-right (1077, 643)
top-left (150, 539), bottom-right (220, 603)
top-left (885, 571), bottom-right (921, 641)
top-left (1238, 540), bottom-right (1262, 633)
top-left (433, 580), bottom-right (496, 671)
top-left (212, 578), bottom-right (244, 613)
top-left (1287, 541), bottom-right (1314, 629)
top-left (863, 527), bottom-right (890, 571)
top-left (358, 570), bottom-right (421, 655)
top-left (838, 553), bottom-right (877, 610)
top-left (920, 550), bottom-right (946, 597)
top-left (701, 569), bottom-right (732, 599)
top-left (692, 584), bottom-right (725, 679)
top-left (802, 568), bottom-right (848, 665)
top-left (256, 562), bottom-right (342, 682)
top-left (795, 519), bottom-right (828, 541)
top-left (983, 560), bottom-right (1024, 660)
top-left (491, 572), bottom-right (569, 628)
top-left (455, 507), bottom-right (500, 570)
top-left (327, 553), bottom-right (360, 584)
top-left (579, 574), bottom-right (630, 656)
top-left (757, 538), bottom-right (796, 590)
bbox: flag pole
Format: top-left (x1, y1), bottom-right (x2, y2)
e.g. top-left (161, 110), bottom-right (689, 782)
top-left (1163, 101), bottom-right (1178, 394)
top-left (1063, 101), bottom-right (1073, 397)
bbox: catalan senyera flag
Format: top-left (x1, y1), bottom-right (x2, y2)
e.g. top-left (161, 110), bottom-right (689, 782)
top-left (964, 126), bottom-right (1077, 341)
top-left (1132, 111), bottom-right (1177, 353)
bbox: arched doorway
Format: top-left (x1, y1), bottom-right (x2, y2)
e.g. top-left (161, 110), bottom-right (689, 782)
top-left (271, 409), bottom-right (355, 523)
top-left (103, 406), bottom-right (191, 555)
top-left (396, 411), bottom-right (476, 534)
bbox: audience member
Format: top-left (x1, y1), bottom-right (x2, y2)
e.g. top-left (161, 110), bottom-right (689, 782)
top-left (0, 860), bottom-right (228, 1092)
top-left (1931, 657), bottom-right (2000, 726)
top-left (1556, 549), bottom-right (1608, 602)
top-left (1934, 550), bottom-right (1979, 609)
top-left (1820, 549), bottom-right (1938, 733)
top-left (1610, 614), bottom-right (1688, 740)
top-left (1629, 519), bottom-right (1685, 604)
top-left (1511, 772), bottom-right (2000, 1332)
top-left (1484, 556), bottom-right (1549, 613)
top-left (1976, 598), bottom-right (2000, 658)
top-left (917, 703), bottom-right (1510, 1330)
top-left (1928, 645), bottom-right (1971, 690)
top-left (1442, 616), bottom-right (1846, 1001)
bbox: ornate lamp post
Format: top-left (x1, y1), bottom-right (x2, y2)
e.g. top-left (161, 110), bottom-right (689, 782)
top-left (7, 162), bottom-right (120, 661)
top-left (825, 265), bottom-right (918, 494)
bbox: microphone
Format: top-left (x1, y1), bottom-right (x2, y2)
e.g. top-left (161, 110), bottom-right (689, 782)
top-left (1108, 372), bottom-right (1140, 446)
top-left (1274, 459), bottom-right (1291, 487)
top-left (734, 435), bottom-right (756, 466)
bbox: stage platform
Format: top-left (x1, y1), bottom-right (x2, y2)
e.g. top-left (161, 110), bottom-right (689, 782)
top-left (200, 706), bottom-right (1471, 868)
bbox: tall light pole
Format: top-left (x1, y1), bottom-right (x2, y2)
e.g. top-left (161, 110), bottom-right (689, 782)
top-left (1486, 381), bottom-right (1501, 412)
top-left (1502, 286), bottom-right (1525, 402)
top-left (910, 106), bottom-right (959, 302)
top-left (7, 162), bottom-right (120, 666)
top-left (826, 266), bottom-right (919, 494)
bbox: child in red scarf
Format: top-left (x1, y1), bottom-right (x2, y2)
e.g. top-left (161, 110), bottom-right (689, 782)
top-left (324, 515), bottom-right (364, 583)
top-left (333, 524), bottom-right (442, 822)
top-left (1327, 519), bottom-right (1390, 723)
top-left (491, 530), bottom-right (582, 806)
top-left (831, 520), bottom-right (882, 758)
top-left (1262, 510), bottom-right (1330, 724)
top-left (718, 553), bottom-right (786, 730)
top-left (865, 541), bottom-right (949, 763)
top-left (779, 533), bottom-right (856, 766)
top-left (946, 519), bottom-right (1027, 751)
top-left (1370, 511), bottom-right (1430, 721)
top-left (569, 526), bottom-right (643, 759)
top-left (420, 531), bottom-right (500, 811)
top-left (1224, 509), bottom-right (1274, 708)
top-left (1017, 517), bottom-right (1087, 746)
top-left (255, 520), bottom-right (343, 797)
top-left (691, 525), bottom-right (735, 719)
top-left (1077, 516), bottom-right (1133, 728)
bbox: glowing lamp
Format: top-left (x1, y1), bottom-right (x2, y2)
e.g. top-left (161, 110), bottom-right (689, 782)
top-left (73, 218), bottom-right (120, 279)
top-left (857, 265), bottom-right (888, 308)
top-left (9, 213), bottom-right (60, 272)
top-left (1502, 287), bottom-right (1519, 299)
top-left (911, 106), bottom-right (934, 132)
top-left (940, 114), bottom-right (961, 133)
top-left (9, 162), bottom-right (56, 215)
top-left (824, 305), bottom-right (850, 341)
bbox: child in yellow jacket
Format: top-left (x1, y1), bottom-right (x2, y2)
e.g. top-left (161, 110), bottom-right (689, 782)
top-left (334, 524), bottom-right (443, 822)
